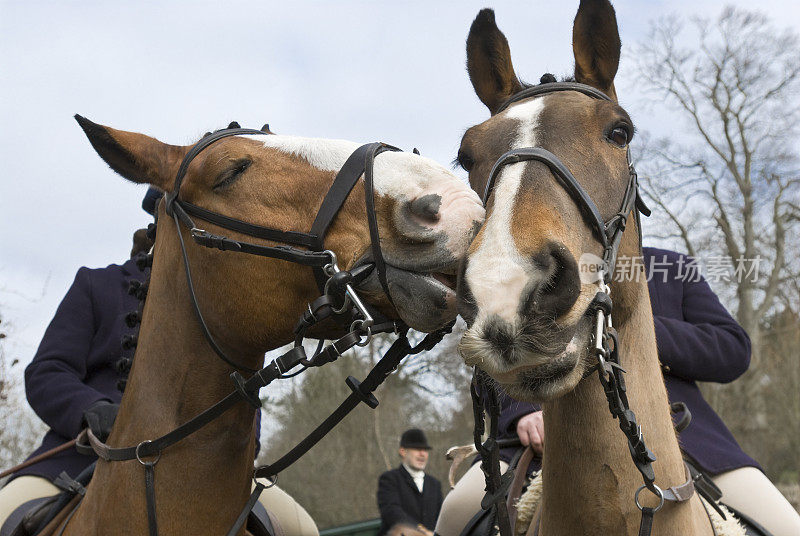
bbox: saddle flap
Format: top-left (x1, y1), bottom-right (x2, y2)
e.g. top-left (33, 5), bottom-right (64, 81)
top-left (247, 502), bottom-right (278, 536)
top-left (0, 496), bottom-right (57, 536)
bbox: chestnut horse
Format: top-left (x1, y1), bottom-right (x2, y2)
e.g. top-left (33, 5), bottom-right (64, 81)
top-left (456, 1), bottom-right (712, 535)
top-left (49, 118), bottom-right (484, 535)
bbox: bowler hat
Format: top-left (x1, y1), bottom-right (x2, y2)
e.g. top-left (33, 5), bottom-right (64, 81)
top-left (400, 428), bottom-right (432, 450)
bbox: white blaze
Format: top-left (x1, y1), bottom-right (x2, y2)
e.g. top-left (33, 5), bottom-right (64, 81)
top-left (239, 134), bottom-right (472, 201)
top-left (465, 98), bottom-right (546, 324)
top-left (239, 133), bottom-right (483, 258)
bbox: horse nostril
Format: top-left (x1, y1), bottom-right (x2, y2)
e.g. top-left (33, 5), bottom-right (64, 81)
top-left (526, 244), bottom-right (580, 319)
top-left (407, 194), bottom-right (441, 224)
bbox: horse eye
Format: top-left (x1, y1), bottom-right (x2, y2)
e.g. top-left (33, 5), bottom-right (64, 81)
top-left (213, 159), bottom-right (251, 190)
top-left (608, 126), bottom-right (630, 147)
top-left (456, 151), bottom-right (475, 172)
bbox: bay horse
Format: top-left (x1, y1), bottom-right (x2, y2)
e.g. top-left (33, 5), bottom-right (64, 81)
top-left (455, 1), bottom-right (713, 535)
top-left (48, 117), bottom-right (484, 535)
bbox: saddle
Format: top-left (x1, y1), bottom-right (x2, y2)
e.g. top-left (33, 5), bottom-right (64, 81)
top-left (454, 450), bottom-right (774, 536)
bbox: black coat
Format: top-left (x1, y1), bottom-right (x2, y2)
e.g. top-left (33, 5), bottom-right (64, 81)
top-left (12, 259), bottom-right (145, 482)
top-left (377, 465), bottom-right (442, 536)
top-left (11, 258), bottom-right (262, 484)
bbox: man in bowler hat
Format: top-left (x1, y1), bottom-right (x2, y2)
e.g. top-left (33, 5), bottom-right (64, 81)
top-left (377, 429), bottom-right (443, 536)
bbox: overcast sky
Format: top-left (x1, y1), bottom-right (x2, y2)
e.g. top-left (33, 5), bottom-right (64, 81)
top-left (2, 1), bottom-right (799, 369)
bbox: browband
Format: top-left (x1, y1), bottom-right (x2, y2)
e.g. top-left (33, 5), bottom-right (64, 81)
top-left (496, 81), bottom-right (613, 113)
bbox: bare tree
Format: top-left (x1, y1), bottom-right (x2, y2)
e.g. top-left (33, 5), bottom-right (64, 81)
top-left (0, 309), bottom-right (46, 483)
top-left (632, 7), bottom-right (800, 356)
top-left (630, 7), bottom-right (800, 485)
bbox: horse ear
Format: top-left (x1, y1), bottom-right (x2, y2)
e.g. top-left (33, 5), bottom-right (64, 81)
top-left (466, 9), bottom-right (523, 115)
top-left (74, 115), bottom-right (185, 191)
top-left (572, 0), bottom-right (621, 101)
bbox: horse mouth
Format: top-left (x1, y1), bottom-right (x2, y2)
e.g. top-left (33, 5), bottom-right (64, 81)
top-left (494, 353), bottom-right (579, 397)
top-left (429, 271), bottom-right (458, 291)
top-left (353, 259), bottom-right (459, 331)
top-left (387, 267), bottom-right (459, 298)
top-left (459, 318), bottom-right (591, 401)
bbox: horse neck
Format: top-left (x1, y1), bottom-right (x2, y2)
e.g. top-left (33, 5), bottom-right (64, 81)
top-left (73, 239), bottom-right (268, 534)
top-left (538, 279), bottom-right (700, 535)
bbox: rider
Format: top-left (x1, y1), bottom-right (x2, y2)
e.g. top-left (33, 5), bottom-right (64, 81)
top-left (0, 189), bottom-right (318, 536)
top-left (435, 247), bottom-right (800, 536)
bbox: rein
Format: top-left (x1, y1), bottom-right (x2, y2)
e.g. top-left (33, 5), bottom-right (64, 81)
top-left (74, 127), bottom-right (453, 536)
top-left (471, 82), bottom-right (701, 536)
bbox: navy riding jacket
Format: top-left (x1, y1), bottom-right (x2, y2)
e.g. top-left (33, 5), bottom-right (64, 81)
top-left (495, 247), bottom-right (759, 476)
top-left (11, 257), bottom-right (262, 483)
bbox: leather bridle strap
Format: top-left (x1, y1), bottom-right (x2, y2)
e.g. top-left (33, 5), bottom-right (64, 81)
top-left (364, 144), bottom-right (399, 303)
top-left (308, 142), bottom-right (401, 296)
top-left (470, 369), bottom-right (513, 536)
top-left (75, 344), bottom-right (308, 536)
top-left (496, 81), bottom-right (614, 113)
top-left (181, 201), bottom-right (319, 247)
top-left (162, 131), bottom-right (403, 373)
top-left (588, 291), bottom-right (700, 536)
top-left (481, 82), bottom-right (650, 282)
top-left (75, 346), bottom-right (308, 462)
top-left (255, 323), bottom-right (452, 479)
top-left (483, 147), bottom-right (611, 247)
top-left (481, 147), bottom-right (643, 283)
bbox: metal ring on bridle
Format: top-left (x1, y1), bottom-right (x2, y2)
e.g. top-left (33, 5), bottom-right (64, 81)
top-left (634, 484), bottom-right (665, 513)
top-left (351, 319), bottom-right (373, 347)
top-left (136, 440), bottom-right (161, 466)
top-left (257, 474), bottom-right (278, 489)
top-left (323, 250), bottom-right (338, 273)
top-left (322, 250), bottom-right (356, 315)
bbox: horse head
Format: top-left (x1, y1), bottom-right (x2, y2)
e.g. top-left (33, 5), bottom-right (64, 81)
top-left (76, 117), bottom-right (485, 354)
top-left (456, 0), bottom-right (644, 402)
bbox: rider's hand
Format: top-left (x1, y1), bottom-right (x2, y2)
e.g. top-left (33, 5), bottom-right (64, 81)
top-left (416, 525), bottom-right (434, 536)
top-left (82, 400), bottom-right (120, 442)
top-left (516, 411), bottom-right (544, 455)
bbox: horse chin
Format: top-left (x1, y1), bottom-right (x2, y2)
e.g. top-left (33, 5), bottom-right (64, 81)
top-left (496, 354), bottom-right (585, 402)
top-left (459, 318), bottom-right (592, 402)
top-left (355, 262), bottom-right (458, 332)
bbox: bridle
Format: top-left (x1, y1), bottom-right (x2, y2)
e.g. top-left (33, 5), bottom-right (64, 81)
top-left (164, 127), bottom-right (403, 373)
top-left (75, 126), bottom-right (452, 536)
top-left (470, 83), bottom-right (710, 536)
top-left (481, 81), bottom-right (650, 281)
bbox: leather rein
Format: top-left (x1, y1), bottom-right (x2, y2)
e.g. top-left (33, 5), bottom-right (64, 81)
top-left (74, 127), bottom-right (453, 536)
top-left (471, 82), bottom-right (708, 536)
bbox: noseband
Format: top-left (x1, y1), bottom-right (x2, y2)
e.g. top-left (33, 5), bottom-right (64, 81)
top-left (481, 82), bottom-right (650, 282)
